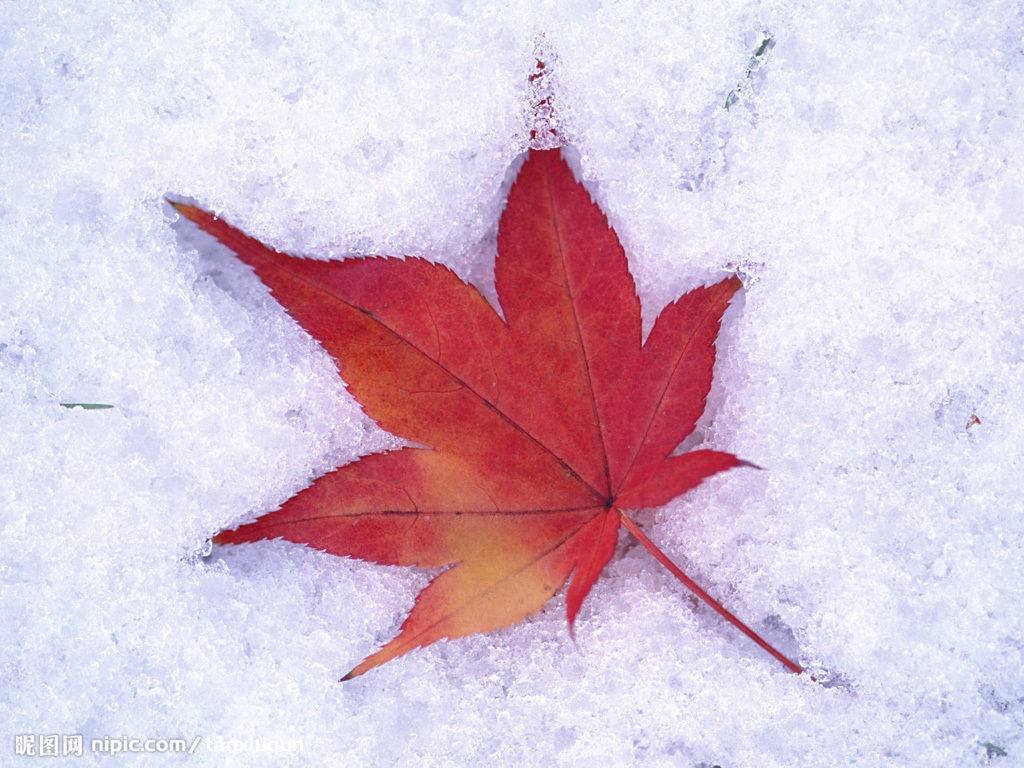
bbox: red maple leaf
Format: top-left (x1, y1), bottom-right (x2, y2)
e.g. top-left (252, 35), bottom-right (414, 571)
top-left (171, 149), bottom-right (802, 680)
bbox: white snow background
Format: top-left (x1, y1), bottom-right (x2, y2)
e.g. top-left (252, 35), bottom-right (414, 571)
top-left (2, 1), bottom-right (1023, 766)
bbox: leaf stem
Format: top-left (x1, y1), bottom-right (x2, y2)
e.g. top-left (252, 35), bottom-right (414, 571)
top-left (618, 510), bottom-right (803, 675)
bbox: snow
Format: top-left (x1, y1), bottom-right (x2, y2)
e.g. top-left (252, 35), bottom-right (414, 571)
top-left (2, 1), bottom-right (1022, 766)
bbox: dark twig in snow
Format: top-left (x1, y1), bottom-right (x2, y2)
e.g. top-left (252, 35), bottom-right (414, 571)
top-left (725, 33), bottom-right (775, 111)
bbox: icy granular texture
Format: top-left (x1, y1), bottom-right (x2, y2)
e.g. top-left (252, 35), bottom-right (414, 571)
top-left (2, 1), bottom-right (1022, 766)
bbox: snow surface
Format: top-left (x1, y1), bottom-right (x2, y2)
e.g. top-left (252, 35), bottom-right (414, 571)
top-left (3, 1), bottom-right (1023, 766)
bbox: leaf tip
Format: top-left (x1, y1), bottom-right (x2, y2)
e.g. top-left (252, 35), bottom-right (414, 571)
top-left (723, 273), bottom-right (743, 295)
top-left (212, 523), bottom-right (262, 546)
top-left (340, 657), bottom-right (375, 682)
top-left (565, 612), bottom-right (578, 643)
top-left (166, 197), bottom-right (203, 224)
top-left (566, 622), bottom-right (581, 649)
